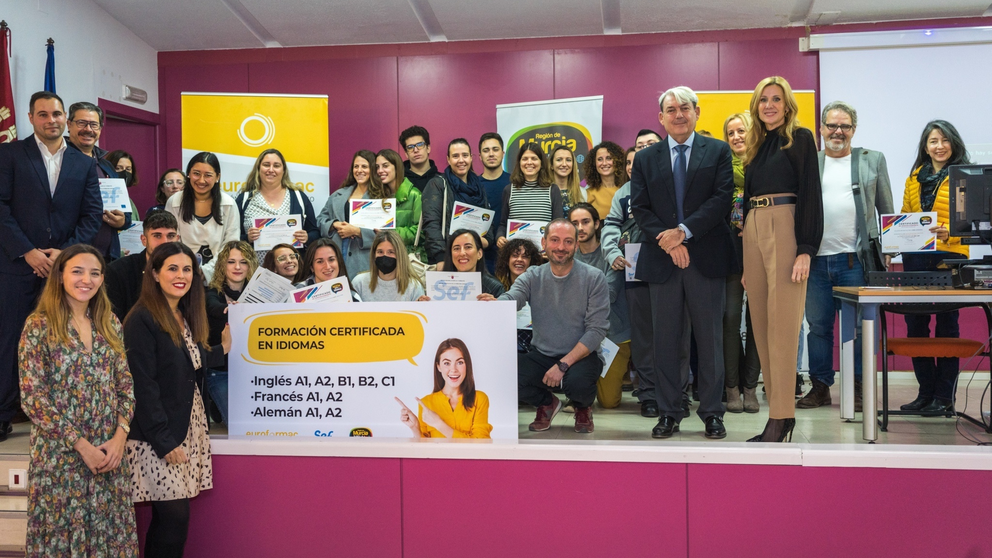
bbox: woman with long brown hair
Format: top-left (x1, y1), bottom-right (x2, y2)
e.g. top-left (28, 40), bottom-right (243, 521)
top-left (495, 143), bottom-right (563, 249)
top-left (741, 76), bottom-right (822, 442)
top-left (19, 244), bottom-right (137, 555)
top-left (582, 140), bottom-right (627, 220)
top-left (317, 150), bottom-right (387, 279)
top-left (123, 242), bottom-right (231, 557)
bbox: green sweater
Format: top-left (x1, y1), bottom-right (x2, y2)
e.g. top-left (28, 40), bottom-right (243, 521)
top-left (395, 178), bottom-right (426, 261)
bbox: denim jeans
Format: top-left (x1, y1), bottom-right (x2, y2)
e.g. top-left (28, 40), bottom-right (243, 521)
top-left (205, 369), bottom-right (229, 425)
top-left (805, 252), bottom-right (865, 386)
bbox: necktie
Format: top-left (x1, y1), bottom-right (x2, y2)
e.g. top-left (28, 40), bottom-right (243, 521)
top-left (673, 144), bottom-right (688, 223)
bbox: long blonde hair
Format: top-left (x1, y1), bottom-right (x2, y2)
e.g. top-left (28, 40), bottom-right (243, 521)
top-left (31, 244), bottom-right (125, 354)
top-left (241, 149), bottom-right (300, 195)
top-left (368, 231), bottom-right (413, 294)
top-left (743, 76), bottom-right (801, 166)
top-left (723, 112), bottom-right (753, 143)
top-left (550, 146), bottom-right (583, 203)
top-left (209, 240), bottom-right (259, 292)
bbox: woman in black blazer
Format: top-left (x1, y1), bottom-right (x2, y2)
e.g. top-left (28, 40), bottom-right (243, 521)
top-left (123, 242), bottom-right (230, 558)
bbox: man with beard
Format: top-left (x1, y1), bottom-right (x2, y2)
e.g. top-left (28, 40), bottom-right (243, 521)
top-left (480, 219), bottom-right (609, 433)
top-left (797, 101), bottom-right (893, 412)
top-left (478, 132), bottom-right (510, 272)
top-left (65, 101), bottom-right (130, 260)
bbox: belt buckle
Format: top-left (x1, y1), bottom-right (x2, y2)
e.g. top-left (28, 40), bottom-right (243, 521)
top-left (752, 197), bottom-right (770, 208)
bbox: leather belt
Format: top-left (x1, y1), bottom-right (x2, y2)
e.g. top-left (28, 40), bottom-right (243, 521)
top-left (748, 195), bottom-right (797, 209)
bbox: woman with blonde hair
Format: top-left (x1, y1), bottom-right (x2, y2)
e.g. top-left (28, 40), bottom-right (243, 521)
top-left (18, 244), bottom-right (137, 556)
top-left (741, 76), bottom-right (822, 442)
top-left (236, 148), bottom-right (319, 257)
top-left (352, 231), bottom-right (425, 302)
top-left (550, 145), bottom-right (585, 213)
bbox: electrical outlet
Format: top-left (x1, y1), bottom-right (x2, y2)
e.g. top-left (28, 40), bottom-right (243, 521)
top-left (8, 468), bottom-right (27, 490)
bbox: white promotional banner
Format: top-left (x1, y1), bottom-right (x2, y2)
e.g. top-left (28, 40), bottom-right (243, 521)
top-left (496, 95), bottom-right (602, 180)
top-left (228, 302), bottom-right (518, 440)
top-left (181, 93), bottom-right (331, 212)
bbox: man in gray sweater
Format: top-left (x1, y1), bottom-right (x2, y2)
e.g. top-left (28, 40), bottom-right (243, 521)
top-left (481, 219), bottom-right (610, 433)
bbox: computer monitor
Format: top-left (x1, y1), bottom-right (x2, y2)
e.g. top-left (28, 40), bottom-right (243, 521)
top-left (948, 164), bottom-right (992, 245)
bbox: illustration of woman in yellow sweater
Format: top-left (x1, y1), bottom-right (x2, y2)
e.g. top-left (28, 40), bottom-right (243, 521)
top-left (396, 338), bottom-right (492, 439)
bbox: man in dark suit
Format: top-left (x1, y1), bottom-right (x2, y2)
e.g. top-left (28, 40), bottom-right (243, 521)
top-left (0, 91), bottom-right (103, 440)
top-left (630, 86), bottom-right (736, 439)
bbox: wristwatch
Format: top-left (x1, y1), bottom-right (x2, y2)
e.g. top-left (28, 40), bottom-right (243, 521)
top-left (557, 360), bottom-right (570, 373)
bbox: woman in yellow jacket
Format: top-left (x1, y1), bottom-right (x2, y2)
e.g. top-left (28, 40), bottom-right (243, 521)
top-left (900, 120), bottom-right (970, 416)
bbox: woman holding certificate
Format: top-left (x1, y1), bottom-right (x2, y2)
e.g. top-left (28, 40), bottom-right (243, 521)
top-left (317, 150), bottom-right (386, 280)
top-left (376, 149), bottom-right (426, 262)
top-left (495, 239), bottom-right (544, 354)
top-left (898, 120), bottom-right (971, 415)
top-left (262, 243), bottom-right (303, 283)
top-left (297, 239), bottom-right (361, 301)
top-left (396, 338), bottom-right (492, 439)
top-left (417, 229), bottom-right (505, 300)
top-left (205, 241), bottom-right (258, 424)
top-left (165, 152), bottom-right (240, 281)
top-left (236, 149), bottom-right (319, 258)
top-left (495, 143), bottom-right (564, 249)
top-left (353, 231), bottom-right (425, 302)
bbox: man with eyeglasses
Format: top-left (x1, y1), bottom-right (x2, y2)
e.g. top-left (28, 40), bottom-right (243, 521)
top-left (106, 211), bottom-right (180, 322)
top-left (399, 125), bottom-right (438, 192)
top-left (66, 101), bottom-right (131, 261)
top-left (0, 91), bottom-right (102, 441)
top-left (797, 101), bottom-right (893, 411)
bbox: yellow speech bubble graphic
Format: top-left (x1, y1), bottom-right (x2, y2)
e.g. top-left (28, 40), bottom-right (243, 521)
top-left (247, 311), bottom-right (426, 365)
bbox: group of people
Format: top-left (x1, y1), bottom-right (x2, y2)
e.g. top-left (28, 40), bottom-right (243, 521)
top-left (0, 77), bottom-right (975, 554)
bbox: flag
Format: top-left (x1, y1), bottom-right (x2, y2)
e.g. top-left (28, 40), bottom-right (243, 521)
top-left (0, 24), bottom-right (15, 143)
top-left (44, 40), bottom-right (56, 93)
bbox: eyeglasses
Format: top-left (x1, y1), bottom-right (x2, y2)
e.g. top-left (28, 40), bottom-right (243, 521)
top-left (824, 123), bottom-right (854, 132)
top-left (405, 141), bottom-right (427, 152)
top-left (276, 254), bottom-right (299, 263)
top-left (71, 119), bottom-right (102, 131)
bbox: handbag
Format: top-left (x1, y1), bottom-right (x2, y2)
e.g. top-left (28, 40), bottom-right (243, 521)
top-left (850, 148), bottom-right (886, 276)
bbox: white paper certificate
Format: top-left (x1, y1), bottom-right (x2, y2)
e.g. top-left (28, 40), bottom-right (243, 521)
top-left (238, 267), bottom-right (296, 304)
top-left (506, 219), bottom-right (546, 251)
top-left (516, 303), bottom-right (532, 330)
top-left (99, 178), bottom-right (130, 211)
top-left (254, 214), bottom-right (303, 251)
top-left (624, 243), bottom-right (642, 282)
top-left (881, 212), bottom-right (938, 253)
top-left (599, 338), bottom-right (620, 378)
top-left (119, 222), bottom-right (144, 257)
top-left (349, 198), bottom-right (396, 229)
top-left (449, 202), bottom-right (495, 235)
top-left (289, 277), bottom-right (352, 304)
top-left (425, 271), bottom-right (482, 301)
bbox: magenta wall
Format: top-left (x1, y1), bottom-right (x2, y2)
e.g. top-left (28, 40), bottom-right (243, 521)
top-left (146, 455), bottom-right (992, 557)
top-left (157, 28), bottom-right (817, 185)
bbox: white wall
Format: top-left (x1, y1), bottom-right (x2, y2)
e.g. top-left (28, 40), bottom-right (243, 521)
top-left (5, 0), bottom-right (159, 140)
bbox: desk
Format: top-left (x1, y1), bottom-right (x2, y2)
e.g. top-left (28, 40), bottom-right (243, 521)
top-left (833, 286), bottom-right (992, 442)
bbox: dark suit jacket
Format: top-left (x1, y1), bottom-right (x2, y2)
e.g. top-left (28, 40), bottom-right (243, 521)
top-left (630, 134), bottom-right (736, 282)
top-left (106, 249), bottom-right (147, 322)
top-left (0, 135), bottom-right (103, 275)
top-left (124, 306), bottom-right (225, 458)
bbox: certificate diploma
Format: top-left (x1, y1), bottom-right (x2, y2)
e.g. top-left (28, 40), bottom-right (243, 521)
top-left (349, 198), bottom-right (396, 229)
top-left (881, 212), bottom-right (938, 253)
top-left (425, 271), bottom-right (482, 301)
top-left (506, 219), bottom-right (547, 251)
top-left (289, 277), bottom-right (353, 304)
top-left (449, 202), bottom-right (495, 235)
top-left (99, 178), bottom-right (130, 212)
top-left (238, 267), bottom-right (296, 304)
top-left (624, 243), bottom-right (642, 282)
top-left (254, 214), bottom-right (303, 251)
top-left (119, 222), bottom-right (144, 257)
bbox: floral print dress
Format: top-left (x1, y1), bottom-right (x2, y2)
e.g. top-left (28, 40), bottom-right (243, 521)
top-left (18, 313), bottom-right (138, 558)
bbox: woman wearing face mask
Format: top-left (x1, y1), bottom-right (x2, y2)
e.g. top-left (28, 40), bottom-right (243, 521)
top-left (261, 243), bottom-right (303, 283)
top-left (418, 229), bottom-right (505, 300)
top-left (297, 238), bottom-right (360, 300)
top-left (204, 241), bottom-right (257, 425)
top-left (376, 148), bottom-right (426, 262)
top-left (106, 150), bottom-right (140, 220)
top-left (550, 146), bottom-right (585, 214)
top-left (352, 231), bottom-right (425, 302)
top-left (317, 150), bottom-right (386, 280)
top-left (236, 149), bottom-right (319, 259)
top-left (146, 169), bottom-right (186, 218)
top-left (396, 338), bottom-right (492, 439)
top-left (165, 152), bottom-right (240, 281)
top-left (582, 141), bottom-right (628, 221)
top-left (18, 244), bottom-right (137, 556)
top-left (495, 143), bottom-right (563, 249)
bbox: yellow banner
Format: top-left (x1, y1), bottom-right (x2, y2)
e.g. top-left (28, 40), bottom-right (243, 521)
top-left (181, 94), bottom-right (328, 166)
top-left (695, 90), bottom-right (818, 142)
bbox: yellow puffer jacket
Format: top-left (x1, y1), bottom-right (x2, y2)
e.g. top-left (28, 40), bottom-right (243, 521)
top-left (901, 167), bottom-right (969, 256)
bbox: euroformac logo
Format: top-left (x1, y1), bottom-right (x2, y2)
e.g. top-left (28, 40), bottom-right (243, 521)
top-left (506, 122), bottom-right (594, 179)
top-left (238, 113), bottom-right (276, 147)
